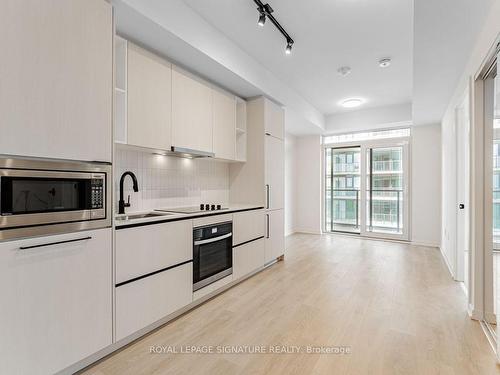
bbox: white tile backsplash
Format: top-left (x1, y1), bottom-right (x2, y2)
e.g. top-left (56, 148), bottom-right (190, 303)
top-left (115, 148), bottom-right (229, 212)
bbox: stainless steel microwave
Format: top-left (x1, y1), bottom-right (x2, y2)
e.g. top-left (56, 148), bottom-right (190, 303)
top-left (0, 156), bottom-right (111, 240)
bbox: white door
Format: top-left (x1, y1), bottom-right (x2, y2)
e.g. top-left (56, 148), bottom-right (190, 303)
top-left (455, 93), bottom-right (470, 284)
top-left (265, 135), bottom-right (285, 210)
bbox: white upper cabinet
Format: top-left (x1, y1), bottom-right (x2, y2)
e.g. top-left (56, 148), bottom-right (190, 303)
top-left (127, 43), bottom-right (172, 150)
top-left (264, 99), bottom-right (285, 140)
top-left (0, 0), bottom-right (113, 162)
top-left (172, 67), bottom-right (213, 153)
top-left (213, 89), bottom-right (236, 160)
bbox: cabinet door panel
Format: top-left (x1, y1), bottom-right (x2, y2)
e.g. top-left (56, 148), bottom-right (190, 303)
top-left (265, 135), bottom-right (285, 210)
top-left (115, 220), bottom-right (192, 284)
top-left (265, 209), bottom-right (284, 263)
top-left (233, 209), bottom-right (265, 246)
top-left (213, 90), bottom-right (236, 160)
top-left (0, 229), bottom-right (112, 375)
top-left (233, 238), bottom-right (265, 280)
top-left (0, 0), bottom-right (112, 162)
top-left (127, 43), bottom-right (172, 150)
top-left (265, 99), bottom-right (284, 140)
top-left (172, 68), bottom-right (213, 153)
top-left (115, 263), bottom-right (192, 341)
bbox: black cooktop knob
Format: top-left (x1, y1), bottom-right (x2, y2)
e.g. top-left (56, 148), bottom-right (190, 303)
top-left (211, 204), bottom-right (215, 211)
top-left (200, 204), bottom-right (204, 210)
top-left (205, 204), bottom-right (210, 210)
top-left (217, 204), bottom-right (222, 210)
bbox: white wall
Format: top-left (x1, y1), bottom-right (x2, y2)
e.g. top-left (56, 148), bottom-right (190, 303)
top-left (411, 124), bottom-right (442, 247)
top-left (325, 103), bottom-right (412, 134)
top-left (439, 0), bottom-right (500, 313)
top-left (294, 135), bottom-right (322, 234)
top-left (285, 134), bottom-right (297, 236)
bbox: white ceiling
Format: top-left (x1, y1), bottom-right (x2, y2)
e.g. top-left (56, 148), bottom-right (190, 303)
top-left (413, 0), bottom-right (496, 125)
top-left (182, 0), bottom-right (413, 116)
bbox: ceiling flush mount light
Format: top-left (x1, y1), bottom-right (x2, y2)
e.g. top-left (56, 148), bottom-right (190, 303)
top-left (253, 0), bottom-right (294, 55)
top-left (379, 58), bottom-right (391, 68)
top-left (337, 66), bottom-right (351, 76)
top-left (340, 98), bottom-right (364, 108)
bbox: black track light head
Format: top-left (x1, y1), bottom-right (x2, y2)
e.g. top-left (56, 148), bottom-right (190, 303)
top-left (258, 13), bottom-right (266, 26)
top-left (285, 40), bottom-right (293, 55)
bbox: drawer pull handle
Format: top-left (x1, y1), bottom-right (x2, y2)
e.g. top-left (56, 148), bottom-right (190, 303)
top-left (19, 236), bottom-right (92, 250)
top-left (194, 233), bottom-right (232, 246)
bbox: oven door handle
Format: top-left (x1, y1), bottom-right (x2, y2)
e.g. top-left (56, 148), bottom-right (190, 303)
top-left (194, 233), bottom-right (232, 246)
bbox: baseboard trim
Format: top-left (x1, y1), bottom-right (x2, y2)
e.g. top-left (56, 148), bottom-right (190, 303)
top-left (460, 282), bottom-right (468, 298)
top-left (439, 246), bottom-right (456, 279)
top-left (469, 306), bottom-right (483, 321)
top-left (294, 228), bottom-right (321, 235)
top-left (411, 240), bottom-right (440, 248)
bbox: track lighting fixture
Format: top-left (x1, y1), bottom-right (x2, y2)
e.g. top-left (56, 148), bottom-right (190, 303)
top-left (253, 0), bottom-right (294, 55)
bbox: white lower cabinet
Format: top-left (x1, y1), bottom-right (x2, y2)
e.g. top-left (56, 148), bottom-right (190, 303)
top-left (233, 209), bottom-right (265, 245)
top-left (265, 209), bottom-right (285, 263)
top-left (115, 262), bottom-right (192, 341)
top-left (233, 238), bottom-right (265, 280)
top-left (0, 229), bottom-right (112, 375)
top-left (115, 220), bottom-right (192, 284)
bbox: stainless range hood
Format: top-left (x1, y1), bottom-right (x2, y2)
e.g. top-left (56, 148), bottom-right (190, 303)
top-left (155, 146), bottom-right (215, 159)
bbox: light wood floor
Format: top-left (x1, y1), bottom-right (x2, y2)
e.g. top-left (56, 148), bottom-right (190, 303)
top-left (82, 234), bottom-right (500, 375)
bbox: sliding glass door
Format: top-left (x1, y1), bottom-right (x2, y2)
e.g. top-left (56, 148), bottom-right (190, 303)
top-left (325, 147), bottom-right (361, 233)
top-left (366, 146), bottom-right (405, 236)
top-left (324, 134), bottom-right (409, 240)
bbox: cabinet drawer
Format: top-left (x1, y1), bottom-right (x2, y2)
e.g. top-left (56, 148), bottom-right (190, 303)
top-left (233, 238), bottom-right (265, 280)
top-left (192, 213), bottom-right (233, 228)
top-left (233, 209), bottom-right (265, 245)
top-left (116, 220), bottom-right (192, 284)
top-left (115, 262), bottom-right (192, 341)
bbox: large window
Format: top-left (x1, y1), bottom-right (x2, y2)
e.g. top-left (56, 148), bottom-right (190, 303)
top-left (324, 128), bottom-right (410, 240)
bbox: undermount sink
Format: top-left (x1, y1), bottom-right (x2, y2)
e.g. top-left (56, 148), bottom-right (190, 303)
top-left (115, 212), bottom-right (173, 221)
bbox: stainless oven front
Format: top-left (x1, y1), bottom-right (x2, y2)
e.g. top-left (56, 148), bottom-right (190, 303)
top-left (0, 156), bottom-right (111, 240)
top-left (193, 221), bottom-right (232, 291)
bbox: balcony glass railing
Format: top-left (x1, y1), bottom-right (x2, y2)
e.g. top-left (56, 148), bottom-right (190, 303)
top-left (325, 189), bottom-right (403, 234)
top-left (332, 163), bottom-right (360, 173)
top-left (367, 189), bottom-right (403, 233)
top-left (372, 160), bottom-right (402, 172)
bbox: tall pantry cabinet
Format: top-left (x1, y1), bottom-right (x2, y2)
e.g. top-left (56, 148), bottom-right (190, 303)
top-left (229, 97), bottom-right (285, 263)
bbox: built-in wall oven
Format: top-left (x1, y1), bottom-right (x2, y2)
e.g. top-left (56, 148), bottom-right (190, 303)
top-left (193, 221), bottom-right (232, 291)
top-left (0, 156), bottom-right (111, 240)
